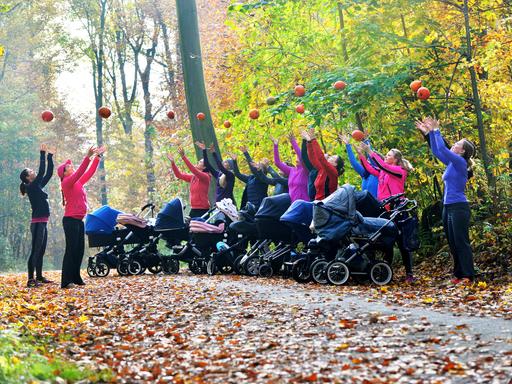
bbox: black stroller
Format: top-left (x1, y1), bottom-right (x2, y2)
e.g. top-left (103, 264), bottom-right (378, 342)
top-left (311, 185), bottom-right (418, 286)
top-left (238, 194), bottom-right (293, 277)
top-left (155, 198), bottom-right (237, 274)
top-left (85, 204), bottom-right (157, 277)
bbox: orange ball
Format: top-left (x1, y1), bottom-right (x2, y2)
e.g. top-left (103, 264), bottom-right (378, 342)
top-left (223, 120), bottom-right (232, 128)
top-left (351, 130), bottom-right (365, 141)
top-left (334, 81), bottom-right (347, 90)
top-left (167, 110), bottom-right (175, 119)
top-left (417, 87), bottom-right (430, 100)
top-left (41, 110), bottom-right (54, 122)
top-left (196, 112), bottom-right (206, 120)
top-left (296, 104), bottom-right (305, 114)
top-left (410, 80), bottom-right (422, 93)
top-left (249, 109), bottom-right (260, 120)
top-left (98, 106), bottom-right (111, 119)
top-left (294, 85), bottom-right (306, 97)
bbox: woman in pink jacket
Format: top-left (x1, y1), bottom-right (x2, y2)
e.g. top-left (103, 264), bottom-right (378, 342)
top-left (58, 145), bottom-right (106, 289)
top-left (358, 142), bottom-right (416, 282)
top-left (272, 133), bottom-right (309, 202)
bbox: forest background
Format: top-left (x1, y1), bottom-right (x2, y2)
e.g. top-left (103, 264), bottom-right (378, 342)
top-left (0, 0), bottom-right (510, 277)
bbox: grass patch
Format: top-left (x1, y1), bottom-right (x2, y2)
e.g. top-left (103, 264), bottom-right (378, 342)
top-left (0, 328), bottom-right (112, 383)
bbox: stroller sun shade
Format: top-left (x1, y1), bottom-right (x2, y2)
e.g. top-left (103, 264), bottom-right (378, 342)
top-left (280, 200), bottom-right (313, 227)
top-left (155, 198), bottom-right (186, 230)
top-left (85, 205), bottom-right (123, 235)
top-left (255, 193), bottom-right (292, 220)
top-left (313, 184), bottom-right (359, 241)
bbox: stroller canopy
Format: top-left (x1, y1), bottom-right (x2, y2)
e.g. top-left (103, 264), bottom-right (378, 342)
top-left (313, 184), bottom-right (359, 241)
top-left (155, 198), bottom-right (186, 230)
top-left (85, 205), bottom-right (123, 234)
top-left (280, 200), bottom-right (313, 227)
top-left (255, 193), bottom-right (292, 220)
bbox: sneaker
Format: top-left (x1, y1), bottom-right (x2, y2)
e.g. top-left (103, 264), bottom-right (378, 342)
top-left (27, 279), bottom-right (41, 288)
top-left (61, 283), bottom-right (75, 289)
top-left (451, 278), bottom-right (472, 285)
top-left (405, 275), bottom-right (417, 283)
top-left (36, 277), bottom-right (53, 284)
top-left (74, 280), bottom-right (86, 286)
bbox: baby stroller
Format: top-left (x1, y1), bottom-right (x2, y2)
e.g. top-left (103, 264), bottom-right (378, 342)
top-left (155, 198), bottom-right (236, 274)
top-left (85, 204), bottom-right (156, 277)
top-left (312, 185), bottom-right (417, 286)
top-left (239, 194), bottom-right (293, 277)
top-left (280, 200), bottom-right (315, 278)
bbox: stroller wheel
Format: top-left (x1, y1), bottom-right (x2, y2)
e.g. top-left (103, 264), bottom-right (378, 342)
top-left (95, 262), bottom-right (110, 277)
top-left (219, 264), bottom-right (233, 274)
top-left (292, 258), bottom-right (311, 283)
top-left (207, 259), bottom-right (217, 276)
top-left (128, 260), bottom-right (143, 275)
top-left (87, 263), bottom-right (97, 277)
top-left (189, 259), bottom-right (203, 275)
top-left (370, 262), bottom-right (393, 285)
top-left (311, 259), bottom-right (329, 285)
top-left (244, 255), bottom-right (260, 277)
top-left (258, 263), bottom-right (273, 278)
top-left (148, 265), bottom-right (162, 274)
top-left (326, 261), bottom-right (350, 286)
top-left (162, 258), bottom-right (180, 274)
top-left (117, 261), bottom-right (130, 276)
top-left (233, 255), bottom-right (245, 275)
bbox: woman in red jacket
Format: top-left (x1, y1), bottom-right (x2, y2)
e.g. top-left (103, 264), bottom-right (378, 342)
top-left (168, 147), bottom-right (211, 218)
top-left (301, 129), bottom-right (344, 200)
top-left (58, 145), bottom-right (106, 289)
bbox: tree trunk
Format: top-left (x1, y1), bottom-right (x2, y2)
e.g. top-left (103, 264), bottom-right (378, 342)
top-left (462, 0), bottom-right (495, 191)
top-left (175, 0), bottom-right (220, 161)
top-left (95, 0), bottom-right (108, 205)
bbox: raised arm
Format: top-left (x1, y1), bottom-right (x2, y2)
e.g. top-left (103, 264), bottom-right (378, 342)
top-left (345, 144), bottom-right (366, 178)
top-left (79, 156), bottom-right (100, 185)
top-left (33, 150), bottom-right (47, 185)
top-left (273, 142), bottom-right (292, 176)
top-left (202, 149), bottom-right (218, 176)
top-left (430, 130), bottom-right (467, 169)
top-left (369, 151), bottom-right (404, 178)
top-left (308, 139), bottom-right (336, 174)
top-left (231, 158), bottom-right (250, 183)
top-left (41, 153), bottom-right (54, 187)
top-left (301, 139), bottom-right (314, 171)
top-left (65, 156), bottom-right (91, 186)
top-left (359, 155), bottom-right (380, 177)
top-left (290, 136), bottom-right (302, 164)
top-left (181, 154), bottom-right (210, 182)
top-left (171, 161), bottom-right (193, 183)
top-left (212, 151), bottom-right (231, 176)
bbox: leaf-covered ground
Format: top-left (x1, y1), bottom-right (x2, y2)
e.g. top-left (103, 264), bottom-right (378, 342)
top-left (1, 271), bottom-right (511, 383)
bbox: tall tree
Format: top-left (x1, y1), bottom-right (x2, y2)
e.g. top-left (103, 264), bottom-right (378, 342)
top-left (175, 0), bottom-right (220, 159)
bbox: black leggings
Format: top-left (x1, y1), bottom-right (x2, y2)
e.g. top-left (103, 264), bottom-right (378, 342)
top-left (61, 217), bottom-right (85, 287)
top-left (28, 222), bottom-right (48, 280)
top-left (384, 240), bottom-right (413, 276)
top-left (443, 203), bottom-right (474, 279)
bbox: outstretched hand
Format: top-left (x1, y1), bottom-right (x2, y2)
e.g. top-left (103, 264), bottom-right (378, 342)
top-left (415, 119), bottom-right (428, 135)
top-left (95, 145), bottom-right (107, 156)
top-left (300, 130), bottom-right (310, 141)
top-left (270, 137), bottom-right (278, 145)
top-left (87, 146), bottom-right (97, 158)
top-left (177, 147), bottom-right (185, 157)
top-left (359, 142), bottom-right (371, 154)
top-left (287, 132), bottom-right (295, 142)
top-left (228, 153), bottom-right (237, 161)
top-left (250, 161), bottom-right (261, 170)
top-left (195, 141), bottom-right (206, 150)
top-left (47, 145), bottom-right (57, 155)
top-left (354, 144), bottom-right (364, 156)
top-left (209, 143), bottom-right (216, 152)
top-left (423, 116), bottom-right (440, 131)
top-left (166, 153), bottom-right (174, 163)
top-left (239, 145), bottom-right (248, 153)
top-left (338, 133), bottom-right (350, 145)
top-left (308, 128), bottom-right (316, 140)
top-left (40, 143), bottom-right (48, 152)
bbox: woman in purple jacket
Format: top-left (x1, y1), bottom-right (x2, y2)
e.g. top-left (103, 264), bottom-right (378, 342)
top-left (271, 134), bottom-right (309, 202)
top-left (417, 117), bottom-right (476, 284)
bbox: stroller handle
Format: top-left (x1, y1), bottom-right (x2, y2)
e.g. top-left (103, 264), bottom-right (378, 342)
top-left (138, 203), bottom-right (156, 218)
top-left (380, 193), bottom-right (405, 208)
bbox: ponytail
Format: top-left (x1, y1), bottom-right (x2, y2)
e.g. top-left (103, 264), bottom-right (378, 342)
top-left (462, 139), bottom-right (476, 179)
top-left (390, 149), bottom-right (414, 172)
top-left (19, 169), bottom-right (29, 196)
top-left (61, 189), bottom-right (66, 207)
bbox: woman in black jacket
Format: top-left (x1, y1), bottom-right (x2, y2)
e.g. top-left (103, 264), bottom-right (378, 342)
top-left (19, 144), bottom-right (55, 288)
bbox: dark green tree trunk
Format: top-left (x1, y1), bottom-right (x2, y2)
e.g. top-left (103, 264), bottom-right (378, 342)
top-left (175, 0), bottom-right (220, 160)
